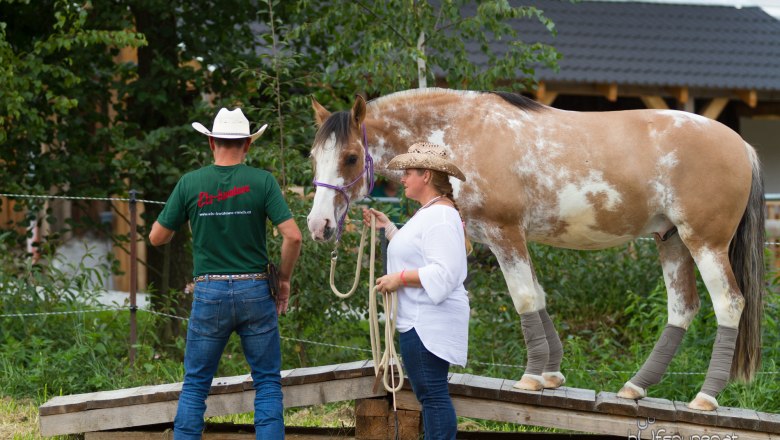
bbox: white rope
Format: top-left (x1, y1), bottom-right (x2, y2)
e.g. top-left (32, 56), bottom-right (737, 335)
top-left (328, 223), bottom-right (370, 298)
top-left (330, 216), bottom-right (403, 393)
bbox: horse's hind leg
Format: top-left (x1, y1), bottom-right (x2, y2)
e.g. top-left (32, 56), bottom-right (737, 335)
top-left (687, 245), bottom-right (744, 411)
top-left (618, 234), bottom-right (699, 400)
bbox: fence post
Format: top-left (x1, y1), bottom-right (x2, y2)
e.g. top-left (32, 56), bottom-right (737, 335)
top-left (129, 189), bottom-right (138, 365)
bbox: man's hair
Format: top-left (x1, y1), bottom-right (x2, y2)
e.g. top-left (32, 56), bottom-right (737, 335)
top-left (213, 137), bottom-right (249, 149)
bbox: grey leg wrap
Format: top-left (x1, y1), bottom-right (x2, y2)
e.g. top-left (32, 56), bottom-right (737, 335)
top-left (701, 326), bottom-right (738, 397)
top-left (631, 324), bottom-right (686, 389)
top-left (520, 311), bottom-right (549, 376)
top-left (539, 309), bottom-right (563, 372)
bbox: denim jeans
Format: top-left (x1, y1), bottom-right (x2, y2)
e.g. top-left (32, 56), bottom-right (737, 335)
top-left (399, 328), bottom-right (457, 440)
top-left (174, 278), bottom-right (283, 440)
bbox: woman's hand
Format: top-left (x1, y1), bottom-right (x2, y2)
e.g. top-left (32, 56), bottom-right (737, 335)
top-left (375, 272), bottom-right (403, 293)
top-left (362, 207), bottom-right (391, 229)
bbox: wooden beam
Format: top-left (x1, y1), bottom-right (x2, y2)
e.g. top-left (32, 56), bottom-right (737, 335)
top-left (534, 81), bottom-right (558, 106)
top-left (700, 97), bottom-right (729, 120)
top-left (640, 95), bottom-right (669, 110)
top-left (738, 89), bottom-right (758, 108)
top-left (668, 86), bottom-right (689, 104)
top-left (395, 392), bottom-right (774, 440)
top-left (40, 375), bottom-right (383, 436)
top-left (597, 83), bottom-right (618, 102)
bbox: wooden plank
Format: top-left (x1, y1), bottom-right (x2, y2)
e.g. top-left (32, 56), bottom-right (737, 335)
top-left (41, 375), bottom-right (384, 437)
top-left (40, 382), bottom-right (183, 416)
top-left (449, 395), bottom-right (773, 440)
top-left (674, 400), bottom-right (718, 426)
top-left (636, 396), bottom-right (676, 422)
top-left (595, 391), bottom-right (637, 417)
top-left (209, 374), bottom-right (252, 395)
top-left (447, 373), bottom-right (470, 396)
top-left (497, 379), bottom-right (540, 406)
top-left (333, 359), bottom-right (373, 379)
top-left (282, 364), bottom-right (340, 386)
top-left (395, 390), bottom-right (421, 412)
top-left (562, 387), bottom-right (596, 412)
top-left (758, 411), bottom-right (780, 434)
top-left (539, 386), bottom-right (568, 409)
top-left (458, 375), bottom-right (503, 401)
top-left (717, 406), bottom-right (762, 431)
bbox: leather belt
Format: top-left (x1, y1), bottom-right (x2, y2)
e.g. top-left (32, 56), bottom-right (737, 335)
top-left (193, 273), bottom-right (268, 283)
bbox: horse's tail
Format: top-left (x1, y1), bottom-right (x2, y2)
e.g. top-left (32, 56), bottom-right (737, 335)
top-left (729, 144), bottom-right (765, 382)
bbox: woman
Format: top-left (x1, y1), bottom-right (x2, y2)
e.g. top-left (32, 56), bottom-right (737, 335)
top-left (363, 142), bottom-right (469, 440)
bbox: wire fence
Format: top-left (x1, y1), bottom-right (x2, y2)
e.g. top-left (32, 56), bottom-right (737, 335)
top-left (2, 192), bottom-right (780, 377)
top-left (1, 305), bottom-right (779, 377)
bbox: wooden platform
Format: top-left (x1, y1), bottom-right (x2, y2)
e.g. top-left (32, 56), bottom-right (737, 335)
top-left (39, 360), bottom-right (780, 439)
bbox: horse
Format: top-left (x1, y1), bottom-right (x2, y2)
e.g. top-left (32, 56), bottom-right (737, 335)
top-left (306, 87), bottom-right (765, 411)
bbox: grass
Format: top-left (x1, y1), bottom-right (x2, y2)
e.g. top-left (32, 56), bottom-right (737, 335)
top-left (0, 397), bottom-right (79, 440)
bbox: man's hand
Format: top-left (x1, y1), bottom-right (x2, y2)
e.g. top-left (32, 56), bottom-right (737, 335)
top-left (276, 280), bottom-right (291, 316)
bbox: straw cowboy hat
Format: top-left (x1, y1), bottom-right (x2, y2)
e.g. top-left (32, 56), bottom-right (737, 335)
top-left (192, 108), bottom-right (268, 143)
top-left (387, 142), bottom-right (466, 181)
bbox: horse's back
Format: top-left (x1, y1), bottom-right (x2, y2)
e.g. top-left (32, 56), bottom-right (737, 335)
top-left (464, 104), bottom-right (754, 249)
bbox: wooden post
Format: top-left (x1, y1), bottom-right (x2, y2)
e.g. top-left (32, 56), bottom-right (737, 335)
top-left (129, 189), bottom-right (138, 365)
top-left (355, 397), bottom-right (421, 440)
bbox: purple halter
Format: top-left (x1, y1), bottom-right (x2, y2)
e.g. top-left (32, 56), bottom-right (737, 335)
top-left (312, 124), bottom-right (375, 241)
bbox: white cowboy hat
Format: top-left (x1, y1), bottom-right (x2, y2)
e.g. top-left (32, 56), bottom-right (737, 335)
top-left (192, 108), bottom-right (267, 143)
top-left (387, 142), bottom-right (466, 181)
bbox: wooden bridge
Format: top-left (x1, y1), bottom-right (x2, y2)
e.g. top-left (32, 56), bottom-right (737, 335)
top-left (39, 360), bottom-right (780, 439)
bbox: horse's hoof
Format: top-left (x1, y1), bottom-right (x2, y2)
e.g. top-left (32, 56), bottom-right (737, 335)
top-left (542, 371), bottom-right (566, 389)
top-left (617, 381), bottom-right (646, 400)
top-left (513, 374), bottom-right (544, 391)
top-left (688, 392), bottom-right (718, 411)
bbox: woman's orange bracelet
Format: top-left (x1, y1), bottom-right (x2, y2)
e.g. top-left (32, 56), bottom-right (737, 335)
top-left (400, 269), bottom-right (408, 286)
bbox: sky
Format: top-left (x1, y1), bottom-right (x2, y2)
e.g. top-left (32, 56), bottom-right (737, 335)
top-left (587, 0), bottom-right (780, 18)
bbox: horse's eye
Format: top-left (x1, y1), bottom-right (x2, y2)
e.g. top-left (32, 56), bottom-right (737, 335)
top-left (346, 155), bottom-right (358, 165)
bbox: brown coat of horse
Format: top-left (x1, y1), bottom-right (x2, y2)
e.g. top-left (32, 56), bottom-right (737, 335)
top-left (306, 88), bottom-right (765, 411)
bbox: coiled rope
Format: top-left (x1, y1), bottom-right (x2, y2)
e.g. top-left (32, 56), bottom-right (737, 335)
top-left (328, 216), bottom-right (404, 395)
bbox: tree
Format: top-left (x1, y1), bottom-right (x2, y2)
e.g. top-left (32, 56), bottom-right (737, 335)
top-left (1, 0), bottom-right (558, 359)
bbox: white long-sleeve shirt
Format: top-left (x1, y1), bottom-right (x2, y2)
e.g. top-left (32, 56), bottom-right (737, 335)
top-left (387, 204), bottom-right (469, 366)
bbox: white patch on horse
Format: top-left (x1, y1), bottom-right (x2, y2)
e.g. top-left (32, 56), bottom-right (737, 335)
top-left (695, 248), bottom-right (742, 328)
top-left (427, 129), bottom-right (445, 145)
top-left (308, 133), bottom-right (344, 239)
top-left (648, 151), bottom-right (684, 225)
top-left (492, 250), bottom-right (540, 313)
top-left (661, 258), bottom-right (697, 328)
top-left (659, 110), bottom-right (711, 128)
top-left (555, 172), bottom-right (628, 246)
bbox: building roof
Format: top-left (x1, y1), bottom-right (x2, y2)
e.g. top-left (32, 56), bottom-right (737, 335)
top-left (467, 0), bottom-right (780, 92)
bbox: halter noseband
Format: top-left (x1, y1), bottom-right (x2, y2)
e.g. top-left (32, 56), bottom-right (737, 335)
top-left (312, 124), bottom-right (375, 241)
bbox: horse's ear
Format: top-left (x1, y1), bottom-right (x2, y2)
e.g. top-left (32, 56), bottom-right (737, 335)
top-left (311, 97), bottom-right (331, 127)
top-left (351, 94), bottom-right (367, 126)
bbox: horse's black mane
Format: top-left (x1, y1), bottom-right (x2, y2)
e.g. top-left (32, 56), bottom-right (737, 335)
top-left (314, 90), bottom-right (544, 150)
top-left (313, 110), bottom-right (351, 149)
top-left (489, 90), bottom-right (547, 112)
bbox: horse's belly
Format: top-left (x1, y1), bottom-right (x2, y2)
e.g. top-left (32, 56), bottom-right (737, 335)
top-left (531, 228), bottom-right (635, 250)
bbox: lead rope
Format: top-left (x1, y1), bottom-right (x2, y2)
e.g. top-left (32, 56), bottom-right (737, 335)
top-left (328, 216), bottom-right (404, 398)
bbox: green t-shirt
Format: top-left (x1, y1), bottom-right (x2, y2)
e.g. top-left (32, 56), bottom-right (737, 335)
top-left (156, 164), bottom-right (293, 277)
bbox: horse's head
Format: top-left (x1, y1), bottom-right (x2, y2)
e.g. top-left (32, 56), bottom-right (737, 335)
top-left (308, 95), bottom-right (373, 242)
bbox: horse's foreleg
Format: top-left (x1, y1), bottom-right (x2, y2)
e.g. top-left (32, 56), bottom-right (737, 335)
top-left (490, 237), bottom-right (558, 391)
top-left (688, 247), bottom-right (744, 411)
top-left (619, 235), bottom-right (699, 400)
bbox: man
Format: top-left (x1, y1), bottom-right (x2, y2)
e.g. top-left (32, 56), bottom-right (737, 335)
top-left (149, 107), bottom-right (302, 439)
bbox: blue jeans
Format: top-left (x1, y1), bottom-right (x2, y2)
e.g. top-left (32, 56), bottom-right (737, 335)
top-left (174, 279), bottom-right (283, 440)
top-left (400, 328), bottom-right (457, 440)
